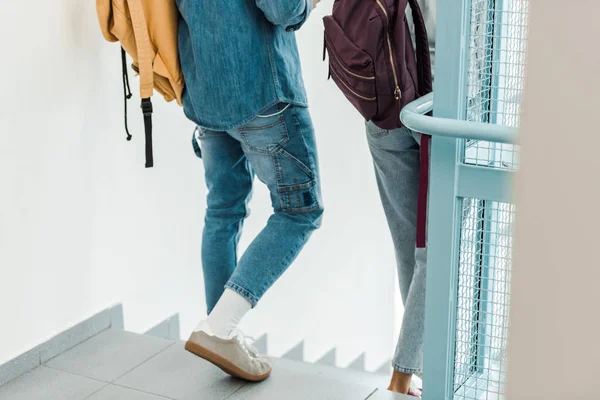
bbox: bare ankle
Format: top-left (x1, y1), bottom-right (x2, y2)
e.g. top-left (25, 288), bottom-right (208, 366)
top-left (388, 370), bottom-right (413, 394)
top-left (388, 385), bottom-right (408, 394)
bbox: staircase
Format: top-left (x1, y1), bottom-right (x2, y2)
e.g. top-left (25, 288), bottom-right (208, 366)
top-left (0, 326), bottom-right (412, 400)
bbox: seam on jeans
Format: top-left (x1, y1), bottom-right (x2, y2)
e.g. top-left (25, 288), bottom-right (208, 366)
top-left (278, 180), bottom-right (315, 193)
top-left (259, 229), bottom-right (311, 297)
top-left (225, 281), bottom-right (258, 307)
top-left (276, 146), bottom-right (314, 177)
top-left (239, 115), bottom-right (286, 132)
top-left (369, 129), bottom-right (390, 138)
top-left (366, 122), bottom-right (390, 138)
top-left (257, 103), bottom-right (291, 118)
top-left (240, 117), bottom-right (289, 155)
top-left (292, 107), bottom-right (317, 174)
top-left (283, 204), bottom-right (320, 214)
top-left (232, 160), bottom-right (253, 266)
top-left (195, 128), bottom-right (225, 139)
top-left (392, 362), bottom-right (423, 375)
top-left (275, 107), bottom-right (320, 214)
top-left (273, 154), bottom-right (284, 210)
top-left (278, 179), bottom-right (320, 214)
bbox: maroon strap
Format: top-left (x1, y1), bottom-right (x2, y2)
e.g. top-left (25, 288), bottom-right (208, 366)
top-left (416, 134), bottom-right (430, 248)
top-left (407, 0), bottom-right (433, 95)
top-left (406, 0), bottom-right (432, 248)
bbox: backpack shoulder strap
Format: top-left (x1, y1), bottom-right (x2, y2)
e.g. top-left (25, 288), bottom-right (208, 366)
top-left (406, 0), bottom-right (433, 95)
top-left (126, 0), bottom-right (154, 99)
top-left (405, 0), bottom-right (432, 247)
top-left (126, 0), bottom-right (155, 167)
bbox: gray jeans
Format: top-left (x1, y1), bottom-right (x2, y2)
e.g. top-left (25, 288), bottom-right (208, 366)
top-left (366, 121), bottom-right (427, 375)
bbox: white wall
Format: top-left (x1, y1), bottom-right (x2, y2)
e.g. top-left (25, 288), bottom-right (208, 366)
top-left (0, 1), bottom-right (103, 363)
top-left (0, 1), bottom-right (400, 370)
top-left (507, 1), bottom-right (600, 398)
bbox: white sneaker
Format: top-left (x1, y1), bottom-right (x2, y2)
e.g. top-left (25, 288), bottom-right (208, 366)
top-left (185, 321), bottom-right (271, 382)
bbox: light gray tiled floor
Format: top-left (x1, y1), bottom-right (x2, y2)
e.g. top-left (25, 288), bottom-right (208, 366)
top-left (115, 341), bottom-right (245, 400)
top-left (367, 388), bottom-right (415, 399)
top-left (0, 330), bottom-right (414, 400)
top-left (274, 357), bottom-right (391, 389)
top-left (0, 366), bottom-right (105, 400)
top-left (230, 359), bottom-right (377, 400)
top-left (45, 329), bottom-right (174, 382)
top-left (86, 384), bottom-right (172, 400)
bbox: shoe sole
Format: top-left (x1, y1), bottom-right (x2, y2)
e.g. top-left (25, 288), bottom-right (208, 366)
top-left (185, 340), bottom-right (271, 382)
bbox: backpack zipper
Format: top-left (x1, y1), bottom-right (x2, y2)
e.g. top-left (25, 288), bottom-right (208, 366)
top-left (375, 0), bottom-right (402, 101)
top-left (330, 67), bottom-right (376, 101)
top-left (325, 38), bottom-right (375, 80)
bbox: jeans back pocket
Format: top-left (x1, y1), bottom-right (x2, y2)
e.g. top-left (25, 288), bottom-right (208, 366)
top-left (240, 104), bottom-right (290, 154)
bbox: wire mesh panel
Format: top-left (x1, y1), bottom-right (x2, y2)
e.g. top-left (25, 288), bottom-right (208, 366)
top-left (454, 199), bottom-right (515, 400)
top-left (422, 0), bottom-right (527, 398)
top-left (451, 2), bottom-right (527, 397)
top-left (464, 0), bottom-right (529, 170)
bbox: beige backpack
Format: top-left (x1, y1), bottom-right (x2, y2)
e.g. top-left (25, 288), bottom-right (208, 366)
top-left (97, 0), bottom-right (185, 167)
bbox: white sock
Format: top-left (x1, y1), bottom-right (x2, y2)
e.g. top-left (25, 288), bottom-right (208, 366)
top-left (201, 289), bottom-right (252, 338)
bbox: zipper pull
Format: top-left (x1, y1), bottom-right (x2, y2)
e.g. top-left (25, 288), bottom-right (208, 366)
top-left (394, 86), bottom-right (401, 100)
top-left (395, 87), bottom-right (402, 127)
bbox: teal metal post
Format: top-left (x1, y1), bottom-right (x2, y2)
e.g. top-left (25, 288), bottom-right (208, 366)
top-left (422, 0), bottom-right (472, 398)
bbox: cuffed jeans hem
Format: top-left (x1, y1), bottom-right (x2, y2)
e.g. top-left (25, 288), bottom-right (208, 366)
top-left (392, 362), bottom-right (423, 375)
top-left (225, 281), bottom-right (259, 308)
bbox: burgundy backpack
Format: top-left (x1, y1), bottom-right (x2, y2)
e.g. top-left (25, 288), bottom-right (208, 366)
top-left (323, 0), bottom-right (433, 130)
top-left (324, 0), bottom-right (433, 248)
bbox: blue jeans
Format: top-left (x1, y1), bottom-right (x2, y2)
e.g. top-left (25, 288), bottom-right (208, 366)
top-left (194, 104), bottom-right (324, 313)
top-left (366, 121), bottom-right (428, 375)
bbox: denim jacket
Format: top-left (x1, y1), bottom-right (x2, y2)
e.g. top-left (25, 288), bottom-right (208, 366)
top-left (176, 0), bottom-right (312, 131)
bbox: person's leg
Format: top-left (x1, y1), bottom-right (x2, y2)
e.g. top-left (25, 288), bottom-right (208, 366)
top-left (187, 129), bottom-right (271, 382)
top-left (186, 104), bottom-right (322, 381)
top-left (195, 129), bottom-right (254, 314)
top-left (390, 246), bottom-right (426, 396)
top-left (224, 103), bottom-right (324, 305)
top-left (366, 122), bottom-right (425, 395)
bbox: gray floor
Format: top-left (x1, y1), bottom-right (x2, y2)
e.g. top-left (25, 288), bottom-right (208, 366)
top-left (0, 329), bottom-right (412, 400)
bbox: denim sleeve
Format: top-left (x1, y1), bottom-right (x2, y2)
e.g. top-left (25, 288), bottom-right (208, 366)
top-left (255, 0), bottom-right (312, 31)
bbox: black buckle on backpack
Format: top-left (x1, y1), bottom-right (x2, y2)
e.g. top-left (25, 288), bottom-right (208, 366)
top-left (141, 98), bottom-right (153, 116)
top-left (140, 98), bottom-right (154, 168)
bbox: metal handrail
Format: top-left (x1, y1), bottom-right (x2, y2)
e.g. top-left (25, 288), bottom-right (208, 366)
top-left (400, 93), bottom-right (519, 144)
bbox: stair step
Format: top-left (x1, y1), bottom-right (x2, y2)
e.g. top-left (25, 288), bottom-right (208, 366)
top-left (252, 334), bottom-right (268, 355)
top-left (367, 388), bottom-right (415, 399)
top-left (0, 330), bottom-right (414, 400)
top-left (232, 358), bottom-right (383, 400)
top-left (277, 357), bottom-right (390, 389)
top-left (44, 330), bottom-right (173, 383)
top-left (348, 353), bottom-right (366, 371)
top-left (315, 348), bottom-right (337, 366)
top-left (145, 313), bottom-right (180, 341)
top-left (281, 340), bottom-right (304, 361)
top-left (375, 360), bottom-right (392, 375)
